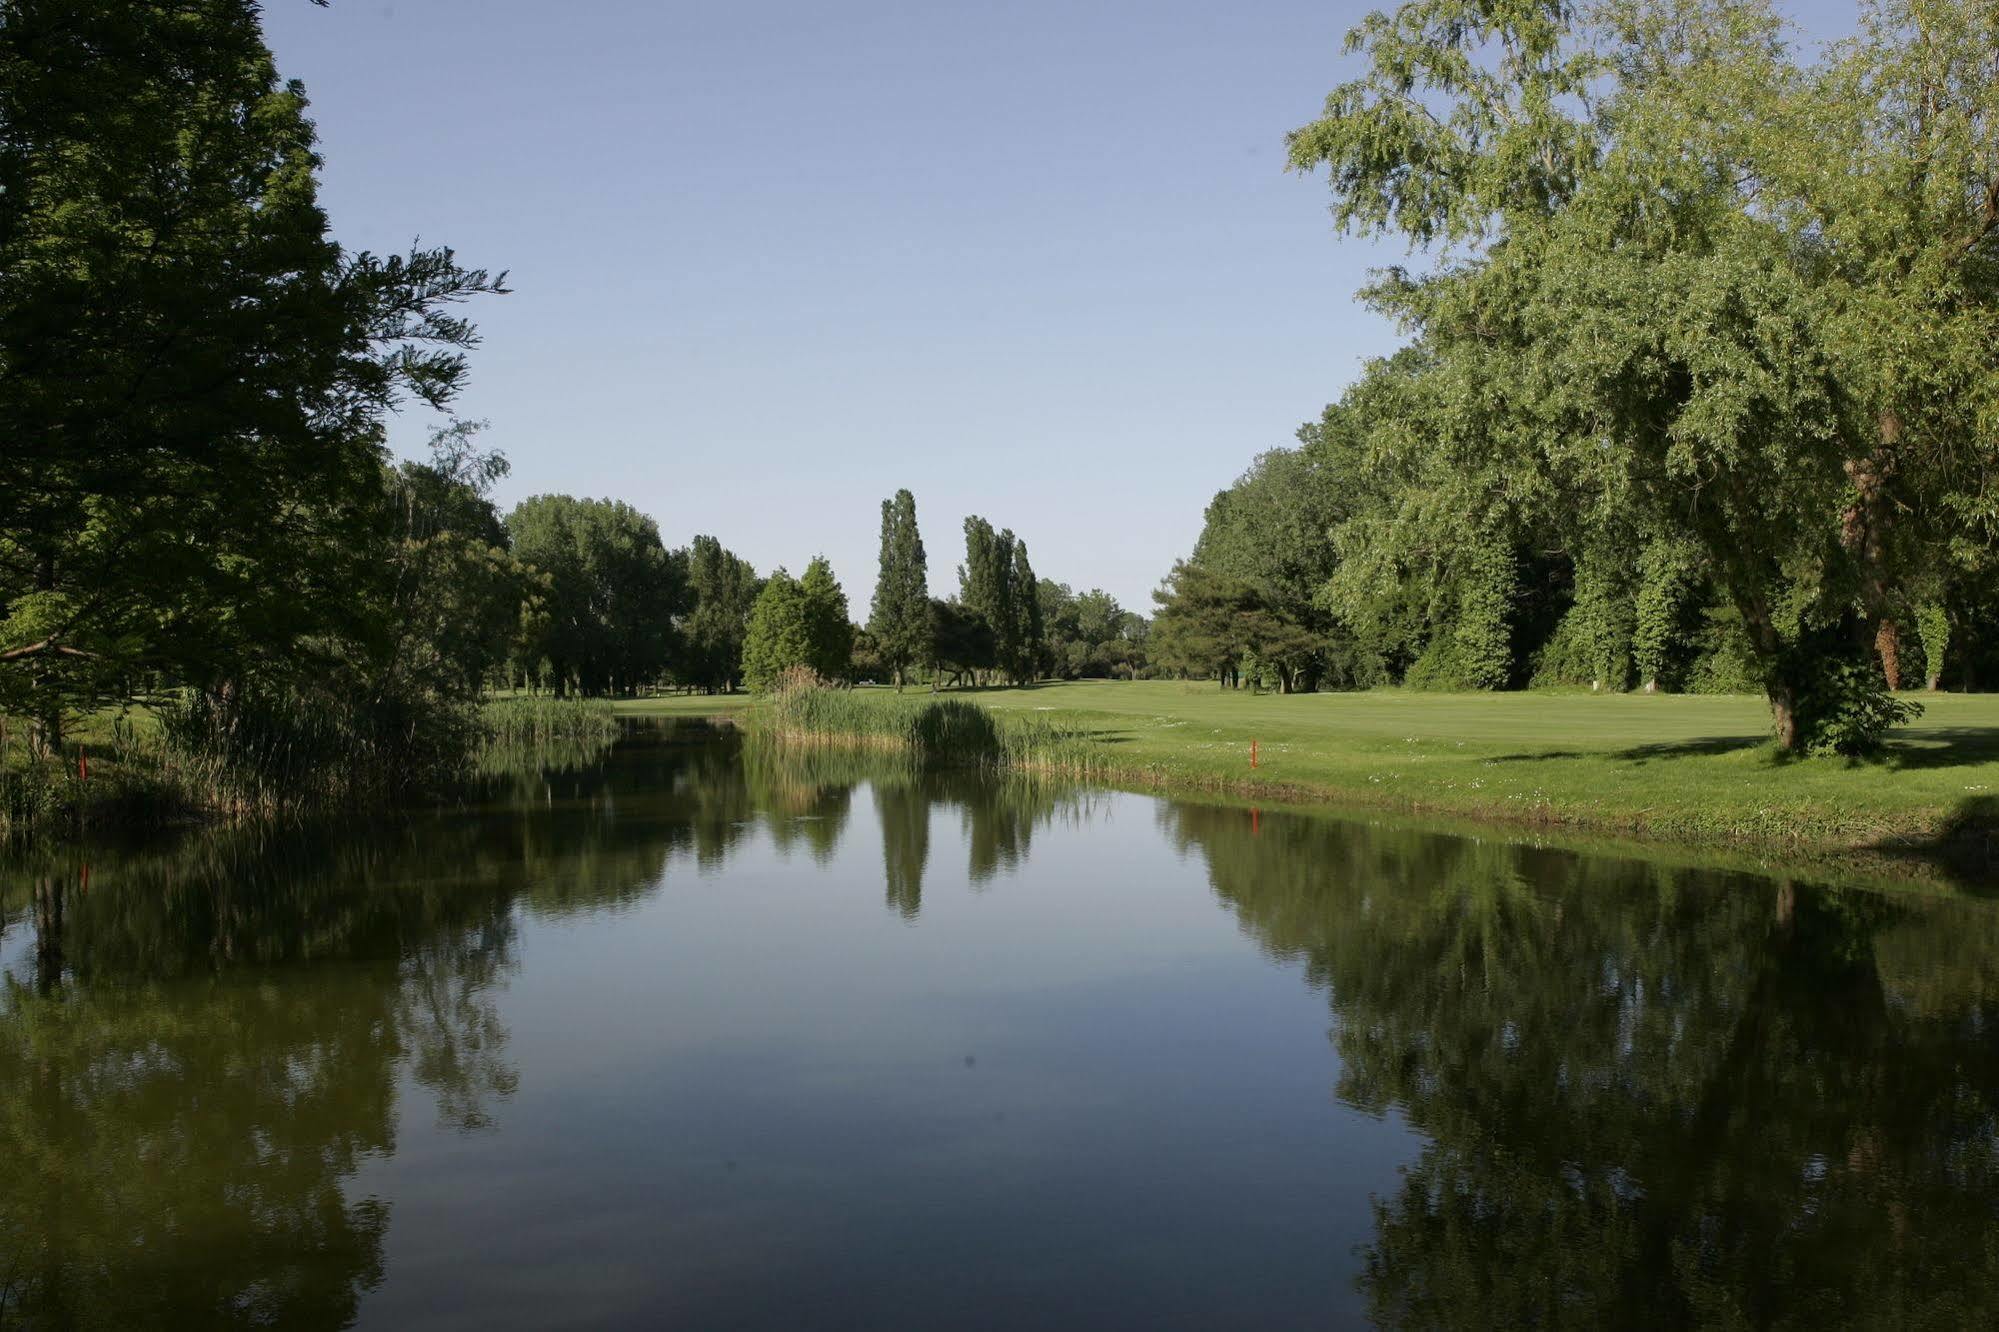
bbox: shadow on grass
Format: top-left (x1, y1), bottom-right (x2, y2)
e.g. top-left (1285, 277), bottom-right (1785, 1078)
top-left (1484, 736), bottom-right (1769, 764)
top-left (1486, 725), bottom-right (1999, 772)
top-left (1869, 795), bottom-right (1999, 892)
top-left (1878, 728), bottom-right (1999, 772)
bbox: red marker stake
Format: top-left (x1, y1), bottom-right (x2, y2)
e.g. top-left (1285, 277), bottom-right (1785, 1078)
top-left (1250, 739), bottom-right (1258, 769)
top-left (78, 747), bottom-right (87, 781)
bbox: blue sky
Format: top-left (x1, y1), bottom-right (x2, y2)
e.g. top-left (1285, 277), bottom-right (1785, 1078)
top-left (264, 0), bottom-right (1858, 612)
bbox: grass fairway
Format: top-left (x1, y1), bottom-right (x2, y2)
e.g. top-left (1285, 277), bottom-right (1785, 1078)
top-left (621, 682), bottom-right (1999, 862)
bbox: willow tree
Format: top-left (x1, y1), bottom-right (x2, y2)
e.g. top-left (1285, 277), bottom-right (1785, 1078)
top-left (1286, 0), bottom-right (1988, 752)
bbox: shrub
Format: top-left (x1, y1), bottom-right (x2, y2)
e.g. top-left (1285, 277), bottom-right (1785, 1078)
top-left (1791, 654), bottom-right (1923, 758)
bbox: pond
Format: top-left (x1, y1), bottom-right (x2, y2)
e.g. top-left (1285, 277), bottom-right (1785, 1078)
top-left (3, 720), bottom-right (1997, 1328)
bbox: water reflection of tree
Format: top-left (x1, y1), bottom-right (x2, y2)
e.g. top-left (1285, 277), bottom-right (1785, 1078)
top-left (1164, 803), bottom-right (1999, 1328)
top-left (0, 724), bottom-right (1095, 1321)
top-left (875, 781), bottom-right (931, 920)
top-left (0, 829), bottom-right (528, 1326)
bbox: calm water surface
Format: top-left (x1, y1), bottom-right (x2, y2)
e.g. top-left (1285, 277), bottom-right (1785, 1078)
top-left (3, 721), bottom-right (1998, 1328)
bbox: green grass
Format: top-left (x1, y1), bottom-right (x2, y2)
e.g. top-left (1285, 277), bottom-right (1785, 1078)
top-left (619, 681), bottom-right (1999, 863)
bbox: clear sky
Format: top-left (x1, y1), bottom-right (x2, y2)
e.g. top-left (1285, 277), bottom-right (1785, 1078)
top-left (263, 0), bottom-right (1858, 612)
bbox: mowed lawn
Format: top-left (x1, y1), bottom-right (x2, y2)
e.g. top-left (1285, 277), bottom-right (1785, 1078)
top-left (624, 681), bottom-right (1999, 853)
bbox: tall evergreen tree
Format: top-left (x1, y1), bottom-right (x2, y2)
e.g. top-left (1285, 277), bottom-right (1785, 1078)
top-left (868, 490), bottom-right (928, 689)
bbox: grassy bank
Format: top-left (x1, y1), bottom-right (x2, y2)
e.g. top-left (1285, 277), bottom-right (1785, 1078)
top-left (622, 681), bottom-right (1999, 865)
top-left (2, 695), bottom-right (622, 845)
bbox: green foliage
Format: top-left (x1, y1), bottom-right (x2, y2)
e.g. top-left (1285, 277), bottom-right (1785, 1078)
top-left (1283, 0), bottom-right (1999, 747)
top-left (505, 495), bottom-right (691, 696)
top-left (477, 696), bottom-right (618, 751)
top-left (1789, 652), bottom-right (1925, 758)
top-left (0, 0), bottom-right (506, 744)
top-left (1445, 540), bottom-right (1516, 691)
top-left (868, 490), bottom-right (930, 688)
top-left (1038, 581), bottom-right (1150, 680)
top-left (377, 423), bottom-right (541, 701)
top-left (1007, 538), bottom-right (1045, 682)
top-left (741, 570), bottom-right (814, 692)
top-left (957, 518), bottom-right (1046, 683)
top-left (797, 556), bottom-right (854, 683)
top-left (681, 536), bottom-right (760, 692)
top-left (1633, 540), bottom-right (1701, 691)
top-left (747, 682), bottom-right (1095, 776)
top-left (929, 599), bottom-right (996, 689)
top-left (1684, 604), bottom-right (1765, 696)
top-left (1915, 603), bottom-right (1952, 690)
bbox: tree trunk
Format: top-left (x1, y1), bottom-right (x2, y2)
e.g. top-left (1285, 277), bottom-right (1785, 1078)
top-left (1642, 677), bottom-right (1658, 694)
top-left (1845, 412), bottom-right (1901, 683)
top-left (29, 549), bottom-right (62, 760)
top-left (1769, 681), bottom-right (1799, 753)
top-left (1875, 619), bottom-right (1902, 691)
top-left (1927, 671), bottom-right (1943, 692)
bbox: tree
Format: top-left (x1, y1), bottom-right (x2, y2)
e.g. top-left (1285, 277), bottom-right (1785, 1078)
top-left (1006, 538), bottom-right (1045, 683)
top-left (929, 599), bottom-right (995, 690)
top-left (1285, 0), bottom-right (1972, 750)
top-left (682, 536), bottom-right (759, 693)
top-left (0, 0), bottom-right (506, 755)
top-left (374, 422), bottom-right (540, 702)
top-left (506, 496), bottom-right (690, 696)
top-left (958, 518), bottom-right (1007, 683)
top-left (1151, 561), bottom-right (1257, 688)
top-left (797, 556), bottom-right (854, 682)
top-left (740, 569), bottom-right (812, 691)
top-left (868, 490), bottom-right (929, 689)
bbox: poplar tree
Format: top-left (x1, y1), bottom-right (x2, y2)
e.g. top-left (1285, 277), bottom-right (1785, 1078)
top-left (1008, 538), bottom-right (1044, 683)
top-left (958, 517), bottom-right (1003, 681)
top-left (868, 490), bottom-right (929, 689)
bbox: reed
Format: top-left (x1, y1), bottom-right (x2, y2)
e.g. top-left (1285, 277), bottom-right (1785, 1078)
top-left (745, 682), bottom-right (1109, 781)
top-left (472, 697), bottom-right (623, 782)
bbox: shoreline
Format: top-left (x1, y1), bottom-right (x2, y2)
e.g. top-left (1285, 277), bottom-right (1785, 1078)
top-left (626, 687), bottom-right (1999, 890)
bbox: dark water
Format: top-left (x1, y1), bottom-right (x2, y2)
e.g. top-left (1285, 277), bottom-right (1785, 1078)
top-left (4, 722), bottom-right (1998, 1329)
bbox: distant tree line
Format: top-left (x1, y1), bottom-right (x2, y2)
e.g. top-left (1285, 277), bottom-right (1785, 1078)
top-left (1154, 0), bottom-right (1999, 755)
top-left (855, 489), bottom-right (1151, 692)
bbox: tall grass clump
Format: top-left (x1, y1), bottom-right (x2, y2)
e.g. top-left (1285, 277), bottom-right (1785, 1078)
top-left (748, 675), bottom-right (1103, 779)
top-left (479, 696), bottom-right (619, 749)
top-left (157, 686), bottom-right (481, 815)
top-left (475, 696), bottom-right (621, 776)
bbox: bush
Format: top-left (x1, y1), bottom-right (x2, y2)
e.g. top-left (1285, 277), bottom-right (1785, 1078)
top-left (1792, 653), bottom-right (1923, 758)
